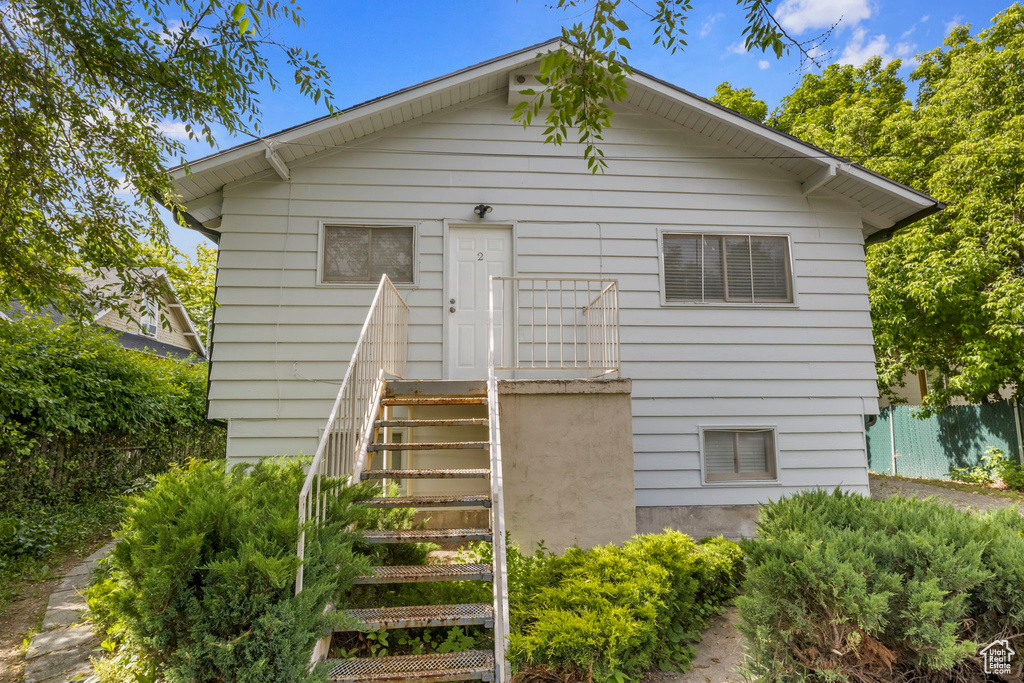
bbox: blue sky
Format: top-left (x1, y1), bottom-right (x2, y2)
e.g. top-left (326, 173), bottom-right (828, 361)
top-left (165, 0), bottom-right (1011, 252)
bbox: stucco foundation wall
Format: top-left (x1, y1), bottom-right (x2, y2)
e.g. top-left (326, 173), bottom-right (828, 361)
top-left (496, 378), bottom-right (636, 552)
top-left (636, 505), bottom-right (760, 542)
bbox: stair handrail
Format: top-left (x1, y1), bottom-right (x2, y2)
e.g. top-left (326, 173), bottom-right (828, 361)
top-left (296, 274), bottom-right (409, 594)
top-left (487, 276), bottom-right (512, 682)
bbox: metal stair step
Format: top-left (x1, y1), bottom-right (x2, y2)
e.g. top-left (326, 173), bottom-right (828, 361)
top-left (340, 603), bottom-right (494, 631)
top-left (375, 418), bottom-right (488, 427)
top-left (361, 528), bottom-right (492, 544)
top-left (353, 563), bottom-right (493, 585)
top-left (361, 469), bottom-right (489, 480)
top-left (382, 397), bottom-right (487, 406)
top-left (326, 649), bottom-right (495, 683)
top-left (363, 495), bottom-right (491, 508)
top-left (369, 441), bottom-right (488, 452)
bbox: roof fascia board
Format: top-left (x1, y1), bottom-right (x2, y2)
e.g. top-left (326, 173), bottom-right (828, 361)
top-left (156, 271), bottom-right (208, 357)
top-left (169, 40), bottom-right (561, 181)
top-left (625, 71), bottom-right (936, 210)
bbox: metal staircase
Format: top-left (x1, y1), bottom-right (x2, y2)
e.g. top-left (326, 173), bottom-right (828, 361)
top-left (324, 380), bottom-right (507, 683)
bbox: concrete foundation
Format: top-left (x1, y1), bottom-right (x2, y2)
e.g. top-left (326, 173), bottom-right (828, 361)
top-left (636, 505), bottom-right (761, 541)
top-left (496, 378), bottom-right (636, 553)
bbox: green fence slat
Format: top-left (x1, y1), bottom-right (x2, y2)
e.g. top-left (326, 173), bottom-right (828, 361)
top-left (866, 401), bottom-right (1019, 479)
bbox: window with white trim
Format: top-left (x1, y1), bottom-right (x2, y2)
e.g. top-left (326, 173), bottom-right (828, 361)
top-left (662, 233), bottom-right (792, 303)
top-left (702, 428), bottom-right (777, 482)
top-left (322, 225), bottom-right (414, 283)
top-left (139, 296), bottom-right (158, 337)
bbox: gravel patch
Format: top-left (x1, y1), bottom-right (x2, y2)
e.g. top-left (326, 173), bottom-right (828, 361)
top-left (869, 474), bottom-right (1023, 515)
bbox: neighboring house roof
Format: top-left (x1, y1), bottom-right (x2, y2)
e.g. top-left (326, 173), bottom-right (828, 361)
top-left (114, 329), bottom-right (206, 363)
top-left (4, 268), bottom-right (207, 360)
top-left (166, 38), bottom-right (943, 244)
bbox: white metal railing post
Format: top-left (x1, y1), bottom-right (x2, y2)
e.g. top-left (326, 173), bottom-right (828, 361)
top-left (490, 277), bottom-right (620, 378)
top-left (296, 275), bottom-right (409, 594)
top-left (487, 276), bottom-right (511, 682)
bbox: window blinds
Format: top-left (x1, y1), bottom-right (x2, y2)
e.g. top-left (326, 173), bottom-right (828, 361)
top-left (663, 233), bottom-right (791, 303)
top-left (703, 429), bottom-right (776, 480)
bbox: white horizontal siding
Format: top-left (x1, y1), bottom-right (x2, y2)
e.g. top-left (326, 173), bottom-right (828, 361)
top-left (209, 96), bottom-right (877, 505)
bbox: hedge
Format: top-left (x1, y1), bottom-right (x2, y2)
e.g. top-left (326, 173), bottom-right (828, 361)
top-left (0, 317), bottom-right (223, 509)
top-left (739, 489), bottom-right (1024, 681)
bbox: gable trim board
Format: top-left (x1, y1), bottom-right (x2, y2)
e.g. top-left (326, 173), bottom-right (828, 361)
top-left (168, 42), bottom-right (942, 523)
top-left (165, 39), bottom-right (942, 241)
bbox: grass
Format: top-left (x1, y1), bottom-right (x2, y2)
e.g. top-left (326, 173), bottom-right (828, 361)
top-left (0, 496), bottom-right (125, 612)
top-left (871, 472), bottom-right (1024, 504)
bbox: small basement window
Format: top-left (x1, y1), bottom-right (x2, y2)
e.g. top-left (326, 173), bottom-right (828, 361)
top-left (322, 225), bottom-right (414, 283)
top-left (702, 428), bottom-right (777, 482)
top-left (662, 232), bottom-right (792, 303)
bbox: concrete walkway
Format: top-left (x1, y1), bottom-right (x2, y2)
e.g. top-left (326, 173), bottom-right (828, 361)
top-left (869, 474), bottom-right (1024, 515)
top-left (22, 541), bottom-right (115, 683)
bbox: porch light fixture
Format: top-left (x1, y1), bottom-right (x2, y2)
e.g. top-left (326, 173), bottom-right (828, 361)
top-left (473, 204), bottom-right (493, 218)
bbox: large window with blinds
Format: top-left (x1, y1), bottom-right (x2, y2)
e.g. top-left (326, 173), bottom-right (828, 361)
top-left (701, 428), bottom-right (778, 482)
top-left (661, 232), bottom-right (793, 303)
top-left (321, 225), bottom-right (415, 284)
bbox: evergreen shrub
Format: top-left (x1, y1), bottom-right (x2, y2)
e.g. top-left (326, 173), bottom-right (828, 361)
top-left (739, 489), bottom-right (1024, 681)
top-left (506, 531), bottom-right (744, 682)
top-left (87, 458), bottom-right (371, 683)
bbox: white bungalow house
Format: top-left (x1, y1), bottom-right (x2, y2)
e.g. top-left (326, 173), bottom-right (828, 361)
top-left (167, 39), bottom-right (942, 546)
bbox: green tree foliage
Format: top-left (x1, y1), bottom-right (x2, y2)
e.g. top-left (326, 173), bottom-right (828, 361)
top-left (0, 0), bottom-right (332, 320)
top-left (143, 241), bottom-right (218, 341)
top-left (739, 489), bottom-right (1024, 680)
top-left (709, 82), bottom-right (768, 122)
top-left (0, 317), bottom-right (222, 508)
top-left (511, 0), bottom-right (821, 171)
top-left (87, 458), bottom-right (371, 683)
top-left (752, 4), bottom-right (1024, 407)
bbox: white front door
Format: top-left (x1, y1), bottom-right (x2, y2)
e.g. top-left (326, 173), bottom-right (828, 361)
top-left (446, 225), bottom-right (513, 380)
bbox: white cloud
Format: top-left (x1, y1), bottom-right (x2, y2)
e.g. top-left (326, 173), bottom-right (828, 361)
top-left (758, 60), bottom-right (771, 70)
top-left (726, 41), bottom-right (748, 55)
top-left (776, 0), bottom-right (874, 34)
top-left (700, 13), bottom-right (724, 38)
top-left (837, 27), bottom-right (893, 65)
top-left (945, 15), bottom-right (964, 34)
top-left (157, 120), bottom-right (192, 140)
top-left (921, 14), bottom-right (930, 22)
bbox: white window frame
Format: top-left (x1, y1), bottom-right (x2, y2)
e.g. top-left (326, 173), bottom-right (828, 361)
top-left (698, 425), bottom-right (780, 485)
top-left (316, 220), bottom-right (420, 287)
top-left (658, 230), bottom-right (797, 307)
top-left (139, 296), bottom-right (158, 338)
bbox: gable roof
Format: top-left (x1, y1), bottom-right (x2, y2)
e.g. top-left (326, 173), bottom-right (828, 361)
top-left (5, 268), bottom-right (208, 358)
top-left (167, 39), bottom-right (942, 242)
top-left (84, 268), bottom-right (207, 358)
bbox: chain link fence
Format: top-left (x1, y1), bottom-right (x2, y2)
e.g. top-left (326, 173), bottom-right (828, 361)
top-left (866, 402), bottom-right (1024, 479)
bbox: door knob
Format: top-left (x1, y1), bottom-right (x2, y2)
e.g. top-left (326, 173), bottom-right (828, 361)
top-left (450, 306), bottom-right (456, 313)
top-left (450, 299), bottom-right (456, 304)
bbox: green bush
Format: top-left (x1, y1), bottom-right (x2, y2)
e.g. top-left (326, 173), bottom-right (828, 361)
top-left (87, 458), bottom-right (372, 683)
top-left (739, 489), bottom-right (1024, 681)
top-left (0, 317), bottom-right (223, 509)
top-left (949, 448), bottom-right (1024, 490)
top-left (506, 531), bottom-right (744, 682)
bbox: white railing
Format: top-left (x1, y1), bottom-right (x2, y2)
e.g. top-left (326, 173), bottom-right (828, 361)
top-left (486, 277), bottom-right (511, 682)
top-left (296, 274), bottom-right (408, 594)
top-left (491, 277), bottom-right (620, 378)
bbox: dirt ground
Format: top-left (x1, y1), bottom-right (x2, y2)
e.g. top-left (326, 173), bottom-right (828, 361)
top-left (869, 473), bottom-right (1024, 514)
top-left (644, 607), bottom-right (748, 683)
top-left (0, 538), bottom-right (110, 683)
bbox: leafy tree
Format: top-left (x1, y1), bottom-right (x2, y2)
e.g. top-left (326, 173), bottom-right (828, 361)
top-left (143, 242), bottom-right (217, 341)
top-left (709, 82), bottom-right (768, 122)
top-left (1, 0), bottom-right (825, 318)
top-left (0, 0), bottom-right (332, 321)
top-left (759, 4), bottom-right (1024, 408)
top-left (514, 0), bottom-right (822, 172)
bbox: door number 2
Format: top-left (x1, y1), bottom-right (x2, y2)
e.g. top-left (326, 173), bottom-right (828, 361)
top-left (477, 252), bottom-right (484, 261)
